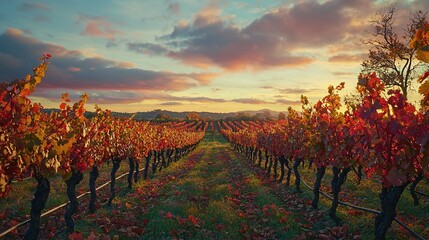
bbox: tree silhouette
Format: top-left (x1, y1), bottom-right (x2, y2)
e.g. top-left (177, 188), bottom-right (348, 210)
top-left (361, 5), bottom-right (427, 99)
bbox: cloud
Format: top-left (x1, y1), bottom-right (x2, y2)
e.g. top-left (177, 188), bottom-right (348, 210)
top-left (127, 42), bottom-right (169, 55)
top-left (168, 2), bottom-right (180, 15)
top-left (132, 1), bottom-right (326, 70)
top-left (160, 101), bottom-right (183, 106)
top-left (260, 86), bottom-right (320, 94)
top-left (232, 98), bottom-right (270, 104)
top-left (328, 53), bottom-right (367, 63)
top-left (35, 89), bottom-right (145, 104)
top-left (278, 88), bottom-right (319, 94)
top-left (276, 99), bottom-right (301, 105)
top-left (33, 15), bottom-right (49, 22)
top-left (127, 0), bottom-right (380, 70)
top-left (163, 95), bottom-right (226, 103)
top-left (106, 39), bottom-right (119, 48)
top-left (164, 14), bottom-right (313, 70)
top-left (18, 2), bottom-right (50, 12)
top-left (77, 15), bottom-right (123, 40)
top-left (332, 71), bottom-right (355, 76)
top-left (34, 90), bottom-right (228, 105)
top-left (0, 28), bottom-right (216, 104)
top-left (245, 0), bottom-right (371, 48)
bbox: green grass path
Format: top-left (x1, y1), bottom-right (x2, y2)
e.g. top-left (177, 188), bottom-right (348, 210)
top-left (2, 133), bottom-right (368, 239)
top-left (71, 132), bottom-right (316, 239)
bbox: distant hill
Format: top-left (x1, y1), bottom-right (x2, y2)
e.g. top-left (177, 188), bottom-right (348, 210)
top-left (42, 108), bottom-right (286, 121)
top-left (133, 109), bottom-right (235, 120)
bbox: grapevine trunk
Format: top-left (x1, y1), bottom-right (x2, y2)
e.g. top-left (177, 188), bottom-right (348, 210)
top-left (107, 158), bottom-right (121, 206)
top-left (144, 151), bottom-right (152, 180)
top-left (410, 173), bottom-right (423, 206)
top-left (128, 157), bottom-right (135, 189)
top-left (329, 167), bottom-right (350, 225)
top-left (293, 158), bottom-right (302, 193)
top-left (64, 170), bottom-right (83, 233)
top-left (312, 166), bottom-right (326, 209)
top-left (374, 183), bottom-right (407, 240)
top-left (24, 173), bottom-right (50, 240)
top-left (89, 165), bottom-right (99, 213)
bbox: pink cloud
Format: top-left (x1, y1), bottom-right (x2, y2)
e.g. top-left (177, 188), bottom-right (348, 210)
top-left (116, 61), bottom-right (136, 68)
top-left (328, 53), bottom-right (367, 63)
top-left (129, 0), bottom-right (400, 71)
top-left (78, 15), bottom-right (123, 40)
top-left (0, 28), bottom-right (217, 104)
top-left (168, 2), bottom-right (180, 15)
top-left (276, 99), bottom-right (301, 105)
top-left (232, 98), bottom-right (271, 104)
top-left (18, 2), bottom-right (50, 12)
top-left (67, 67), bottom-right (81, 72)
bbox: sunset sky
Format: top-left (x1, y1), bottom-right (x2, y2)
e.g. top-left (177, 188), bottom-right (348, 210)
top-left (1, 0), bottom-right (428, 113)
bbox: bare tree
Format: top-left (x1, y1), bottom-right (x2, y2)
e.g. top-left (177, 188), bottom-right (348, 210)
top-left (361, 6), bottom-right (427, 99)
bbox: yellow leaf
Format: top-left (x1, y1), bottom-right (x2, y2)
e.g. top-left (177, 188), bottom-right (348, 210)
top-left (419, 81), bottom-right (429, 97)
top-left (0, 175), bottom-right (8, 193)
top-left (33, 75), bottom-right (42, 85)
top-left (23, 154), bottom-right (31, 165)
top-left (416, 49), bottom-right (429, 63)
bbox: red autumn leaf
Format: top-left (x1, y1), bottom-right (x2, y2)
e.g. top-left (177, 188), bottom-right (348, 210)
top-left (419, 71), bottom-right (429, 82)
top-left (176, 216), bottom-right (187, 225)
top-left (87, 232), bottom-right (98, 240)
top-left (187, 214), bottom-right (199, 226)
top-left (166, 212), bottom-right (173, 219)
top-left (132, 227), bottom-right (144, 235)
top-left (239, 223), bottom-right (249, 234)
top-left (0, 209), bottom-right (9, 220)
top-left (68, 232), bottom-right (84, 240)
